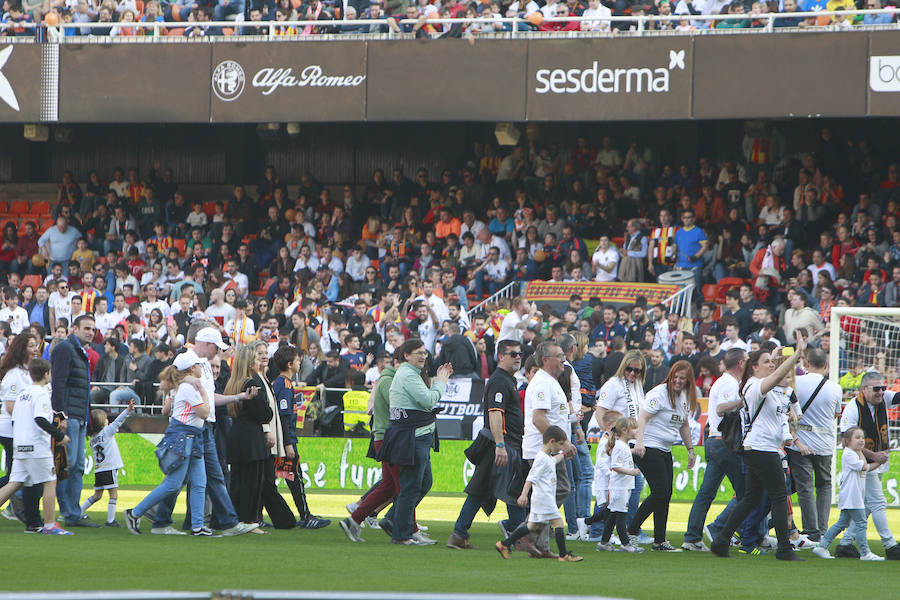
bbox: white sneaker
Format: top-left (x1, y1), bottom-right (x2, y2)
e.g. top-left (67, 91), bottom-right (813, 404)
top-left (417, 523), bottom-right (429, 532)
top-left (222, 522), bottom-right (259, 536)
top-left (759, 535), bottom-right (778, 551)
top-left (576, 517), bottom-right (589, 540)
top-left (703, 526), bottom-right (714, 544)
top-left (791, 533), bottom-right (815, 550)
top-left (860, 551), bottom-right (885, 561)
top-left (812, 546), bottom-right (834, 559)
top-left (412, 531), bottom-right (437, 545)
top-left (565, 531), bottom-right (583, 541)
top-left (610, 534), bottom-right (621, 546)
top-left (618, 544), bottom-right (645, 553)
top-left (339, 517), bottom-right (365, 543)
top-left (150, 525), bottom-right (187, 536)
top-left (364, 516), bottom-right (380, 529)
top-left (681, 541), bottom-right (710, 552)
top-left (1, 505), bottom-right (17, 521)
top-left (345, 501), bottom-right (359, 515)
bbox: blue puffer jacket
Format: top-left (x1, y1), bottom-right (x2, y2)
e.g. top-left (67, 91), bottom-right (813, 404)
top-left (50, 334), bottom-right (92, 422)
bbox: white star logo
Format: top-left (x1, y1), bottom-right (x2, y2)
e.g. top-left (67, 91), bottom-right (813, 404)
top-left (669, 49), bottom-right (685, 71)
top-left (0, 46), bottom-right (21, 112)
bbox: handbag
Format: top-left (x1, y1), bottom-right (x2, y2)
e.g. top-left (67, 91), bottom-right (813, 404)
top-left (719, 391), bottom-right (765, 455)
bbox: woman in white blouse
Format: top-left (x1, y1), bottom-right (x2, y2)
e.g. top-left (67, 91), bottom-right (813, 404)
top-left (629, 360), bottom-right (698, 552)
top-left (710, 333), bottom-right (808, 561)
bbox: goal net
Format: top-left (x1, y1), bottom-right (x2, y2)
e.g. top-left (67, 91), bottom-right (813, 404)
top-left (829, 307), bottom-right (900, 452)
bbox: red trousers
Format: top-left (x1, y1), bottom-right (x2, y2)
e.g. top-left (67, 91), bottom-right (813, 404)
top-left (350, 440), bottom-right (416, 530)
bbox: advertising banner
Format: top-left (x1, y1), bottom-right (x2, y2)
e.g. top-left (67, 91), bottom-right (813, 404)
top-left (868, 31), bottom-right (900, 117)
top-left (58, 44), bottom-right (211, 122)
top-left (525, 38), bottom-right (693, 121)
top-left (9, 436), bottom-right (892, 504)
top-left (524, 280), bottom-right (680, 307)
top-left (366, 40), bottom-right (528, 121)
top-left (210, 41), bottom-right (367, 122)
top-left (0, 42), bottom-right (41, 122)
top-left (692, 33), bottom-right (867, 119)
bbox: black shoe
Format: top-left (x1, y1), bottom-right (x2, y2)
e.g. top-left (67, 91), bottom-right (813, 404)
top-left (885, 544), bottom-right (900, 560)
top-left (23, 525), bottom-right (42, 534)
top-left (710, 539), bottom-right (731, 558)
top-left (776, 551), bottom-right (805, 562)
top-left (834, 544), bottom-right (861, 559)
top-left (66, 516), bottom-right (100, 528)
top-left (298, 516), bottom-right (331, 529)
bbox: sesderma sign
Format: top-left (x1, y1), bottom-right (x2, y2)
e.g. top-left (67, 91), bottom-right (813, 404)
top-left (535, 49), bottom-right (685, 95)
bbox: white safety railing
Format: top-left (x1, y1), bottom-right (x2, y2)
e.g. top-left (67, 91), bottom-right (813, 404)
top-left (2, 9), bottom-right (896, 42)
top-left (663, 283), bottom-right (694, 317)
top-left (467, 280), bottom-right (521, 318)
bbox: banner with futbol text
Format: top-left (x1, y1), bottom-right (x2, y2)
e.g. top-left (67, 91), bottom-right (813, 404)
top-left (524, 280), bottom-right (681, 307)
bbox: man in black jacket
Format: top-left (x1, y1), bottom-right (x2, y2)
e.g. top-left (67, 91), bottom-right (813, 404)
top-left (448, 340), bottom-right (531, 552)
top-left (50, 314), bottom-right (98, 528)
top-left (436, 323), bottom-right (477, 377)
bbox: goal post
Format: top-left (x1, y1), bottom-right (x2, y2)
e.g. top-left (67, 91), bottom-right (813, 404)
top-left (828, 306), bottom-right (900, 507)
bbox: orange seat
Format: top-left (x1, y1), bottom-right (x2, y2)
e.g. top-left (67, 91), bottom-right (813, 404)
top-left (713, 277), bottom-right (746, 304)
top-left (167, 27), bottom-right (185, 35)
top-left (222, 27), bottom-right (234, 35)
top-left (701, 284), bottom-right (717, 302)
top-left (242, 234), bottom-right (257, 243)
top-left (201, 202), bottom-right (217, 218)
top-left (0, 201), bottom-right (7, 213)
top-left (611, 236), bottom-right (625, 248)
top-left (9, 201), bottom-right (28, 214)
top-left (250, 290), bottom-right (266, 297)
top-left (39, 218), bottom-right (54, 231)
top-left (173, 238), bottom-right (187, 256)
top-left (22, 274), bottom-right (43, 290)
top-left (260, 277), bottom-right (276, 292)
top-left (30, 201), bottom-right (50, 215)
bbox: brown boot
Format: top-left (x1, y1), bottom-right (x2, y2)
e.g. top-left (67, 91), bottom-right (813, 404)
top-left (515, 536), bottom-right (543, 558)
top-left (447, 532), bottom-right (478, 550)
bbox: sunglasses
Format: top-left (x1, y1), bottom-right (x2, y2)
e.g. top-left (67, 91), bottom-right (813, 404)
top-left (504, 351), bottom-right (522, 358)
top-left (870, 386), bottom-right (887, 392)
top-left (625, 366), bottom-right (643, 374)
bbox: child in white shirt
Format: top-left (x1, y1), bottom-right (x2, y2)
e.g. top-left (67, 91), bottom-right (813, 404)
top-left (0, 359), bottom-right (72, 535)
top-left (584, 409), bottom-right (621, 540)
top-left (598, 416), bottom-right (643, 553)
top-left (495, 425), bottom-right (583, 562)
top-left (80, 400), bottom-right (135, 526)
top-left (812, 427), bottom-right (884, 561)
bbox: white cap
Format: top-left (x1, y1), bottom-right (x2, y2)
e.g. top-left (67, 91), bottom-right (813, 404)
top-left (195, 327), bottom-right (229, 350)
top-left (173, 349), bottom-right (204, 371)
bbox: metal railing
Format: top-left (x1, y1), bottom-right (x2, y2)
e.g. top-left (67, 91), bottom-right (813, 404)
top-left (2, 9), bottom-right (896, 42)
top-left (663, 283), bottom-right (694, 317)
top-left (467, 280), bottom-right (521, 318)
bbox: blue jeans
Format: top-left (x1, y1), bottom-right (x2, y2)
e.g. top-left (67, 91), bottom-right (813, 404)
top-left (213, 0), bottom-right (245, 21)
top-left (474, 271), bottom-right (504, 298)
top-left (152, 424), bottom-right (239, 530)
top-left (134, 436), bottom-right (207, 531)
top-left (110, 387), bottom-right (140, 407)
top-left (453, 494), bottom-right (525, 539)
top-left (563, 441), bottom-right (592, 531)
top-left (58, 418), bottom-right (86, 523)
top-left (684, 437), bottom-right (745, 543)
top-left (841, 470), bottom-right (897, 549)
top-left (626, 472), bottom-right (644, 529)
top-left (393, 433), bottom-right (433, 542)
top-left (822, 508), bottom-right (869, 554)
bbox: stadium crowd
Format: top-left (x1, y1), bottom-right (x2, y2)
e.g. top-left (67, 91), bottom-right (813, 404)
top-left (1, 0), bottom-right (897, 37)
top-left (0, 125), bottom-right (898, 557)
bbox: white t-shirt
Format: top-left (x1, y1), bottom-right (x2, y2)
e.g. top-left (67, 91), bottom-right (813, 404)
top-left (416, 294), bottom-right (450, 324)
top-left (94, 311), bottom-right (120, 337)
top-left (720, 338), bottom-right (749, 352)
top-left (523, 368), bottom-right (570, 459)
top-left (172, 382), bottom-right (207, 429)
top-left (0, 366), bottom-right (31, 438)
top-left (592, 247), bottom-right (619, 282)
top-left (48, 291), bottom-right (75, 325)
top-left (498, 310), bottom-right (529, 344)
top-left (414, 318), bottom-right (437, 355)
top-left (226, 315), bottom-right (256, 344)
top-left (224, 272), bottom-right (249, 295)
top-left (609, 438), bottom-right (636, 491)
top-left (837, 447), bottom-right (866, 510)
top-left (12, 383), bottom-right (53, 459)
top-left (526, 450), bottom-right (558, 514)
top-left (565, 360), bottom-right (581, 412)
top-left (789, 373), bottom-right (842, 456)
top-left (141, 300), bottom-right (171, 320)
top-left (707, 372), bottom-right (739, 437)
top-left (0, 306), bottom-right (29, 335)
top-left (90, 409), bottom-right (131, 473)
top-left (593, 432), bottom-right (611, 496)
top-left (742, 378), bottom-right (795, 452)
top-left (198, 359), bottom-right (216, 424)
top-left (641, 383), bottom-right (689, 451)
top-left (597, 376), bottom-right (643, 420)
top-left (205, 303), bottom-right (236, 328)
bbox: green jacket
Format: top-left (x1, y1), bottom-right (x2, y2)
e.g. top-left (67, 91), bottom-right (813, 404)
top-left (389, 362), bottom-right (446, 437)
top-left (372, 365), bottom-right (396, 441)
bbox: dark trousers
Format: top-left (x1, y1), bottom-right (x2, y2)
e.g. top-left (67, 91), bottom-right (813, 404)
top-left (350, 439), bottom-right (411, 526)
top-left (684, 437), bottom-right (745, 544)
top-left (230, 459), bottom-right (266, 524)
top-left (393, 433), bottom-right (433, 542)
top-left (630, 447), bottom-right (674, 543)
top-left (0, 436), bottom-right (11, 488)
top-left (713, 450), bottom-right (792, 556)
top-left (285, 445), bottom-right (310, 520)
top-left (261, 457), bottom-right (295, 529)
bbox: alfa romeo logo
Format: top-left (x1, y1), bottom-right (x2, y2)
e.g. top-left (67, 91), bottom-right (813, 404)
top-left (212, 60), bottom-right (245, 102)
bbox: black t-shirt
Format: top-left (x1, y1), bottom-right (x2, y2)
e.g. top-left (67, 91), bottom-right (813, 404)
top-left (483, 368), bottom-right (523, 449)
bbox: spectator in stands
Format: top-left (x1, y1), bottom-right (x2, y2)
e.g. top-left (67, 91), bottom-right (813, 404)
top-left (38, 217), bottom-right (81, 276)
top-left (591, 235), bottom-right (619, 282)
top-left (12, 221), bottom-right (39, 275)
top-left (783, 288), bottom-right (825, 340)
